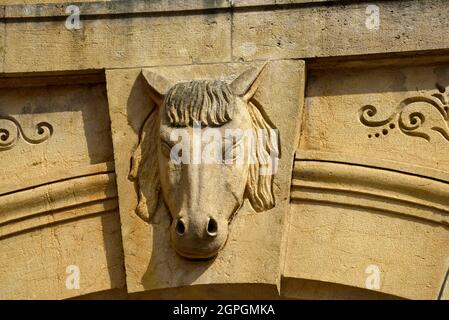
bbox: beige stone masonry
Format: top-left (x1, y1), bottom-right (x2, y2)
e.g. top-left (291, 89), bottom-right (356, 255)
top-left (0, 73), bottom-right (124, 299)
top-left (0, 0), bottom-right (448, 300)
top-left (285, 62), bottom-right (449, 300)
top-left (0, 1), bottom-right (448, 72)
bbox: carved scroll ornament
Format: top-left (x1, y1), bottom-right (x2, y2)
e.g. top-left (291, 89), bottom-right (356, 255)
top-left (0, 115), bottom-right (53, 151)
top-left (359, 84), bottom-right (449, 142)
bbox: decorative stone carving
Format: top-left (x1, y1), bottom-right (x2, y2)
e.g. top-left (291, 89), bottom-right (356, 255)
top-left (3, 0), bottom-right (449, 301)
top-left (301, 65), bottom-right (449, 173)
top-left (295, 64), bottom-right (449, 299)
top-left (129, 65), bottom-right (278, 259)
top-left (106, 61), bottom-right (304, 295)
top-left (359, 84), bottom-right (449, 142)
top-left (0, 115), bottom-right (53, 151)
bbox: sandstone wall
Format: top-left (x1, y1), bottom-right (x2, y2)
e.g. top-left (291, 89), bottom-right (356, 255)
top-left (0, 0), bottom-right (448, 300)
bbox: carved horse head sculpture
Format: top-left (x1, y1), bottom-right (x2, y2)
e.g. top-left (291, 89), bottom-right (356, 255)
top-left (129, 65), bottom-right (278, 259)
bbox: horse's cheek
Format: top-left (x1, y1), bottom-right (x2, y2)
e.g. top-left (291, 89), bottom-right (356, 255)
top-left (224, 164), bottom-right (248, 200)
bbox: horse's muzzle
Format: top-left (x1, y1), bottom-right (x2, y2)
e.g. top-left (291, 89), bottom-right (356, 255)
top-left (170, 215), bottom-right (228, 259)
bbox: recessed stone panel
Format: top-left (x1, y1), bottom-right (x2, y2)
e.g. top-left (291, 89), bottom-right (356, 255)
top-left (0, 74), bottom-right (124, 299)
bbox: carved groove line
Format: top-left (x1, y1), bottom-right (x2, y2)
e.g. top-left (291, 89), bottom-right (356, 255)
top-left (0, 115), bottom-right (54, 150)
top-left (292, 160), bottom-right (449, 226)
top-left (0, 171), bottom-right (118, 238)
top-left (291, 185), bottom-right (449, 226)
top-left (296, 150), bottom-right (449, 186)
top-left (359, 84), bottom-right (449, 142)
top-left (0, 172), bottom-right (117, 223)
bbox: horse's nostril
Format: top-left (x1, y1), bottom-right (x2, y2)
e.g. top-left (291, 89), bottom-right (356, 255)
top-left (207, 218), bottom-right (218, 236)
top-left (175, 219), bottom-right (185, 236)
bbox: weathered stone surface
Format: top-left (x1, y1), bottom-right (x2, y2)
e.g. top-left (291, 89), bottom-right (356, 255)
top-left (232, 0), bottom-right (449, 60)
top-left (234, 0), bottom-right (337, 6)
top-left (1, 1), bottom-right (449, 73)
top-left (0, 74), bottom-right (125, 299)
top-left (4, 0), bottom-right (230, 17)
top-left (301, 65), bottom-right (449, 172)
top-left (0, 212), bottom-right (124, 300)
top-left (106, 60), bottom-right (304, 294)
top-left (284, 201), bottom-right (449, 300)
top-left (1, 0), bottom-right (449, 301)
top-left (0, 78), bottom-right (113, 176)
top-left (2, 0), bottom-right (101, 4)
top-left (285, 63), bottom-right (449, 300)
top-left (4, 13), bottom-right (231, 72)
top-left (1, 0), bottom-right (338, 16)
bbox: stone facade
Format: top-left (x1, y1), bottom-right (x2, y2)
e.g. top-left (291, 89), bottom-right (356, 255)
top-left (0, 0), bottom-right (448, 300)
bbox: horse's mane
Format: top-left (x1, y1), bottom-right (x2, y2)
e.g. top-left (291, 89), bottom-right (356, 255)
top-left (164, 80), bottom-right (235, 127)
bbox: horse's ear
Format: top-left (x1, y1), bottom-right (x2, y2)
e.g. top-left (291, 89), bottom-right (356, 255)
top-left (230, 64), bottom-right (266, 101)
top-left (141, 70), bottom-right (172, 105)
top-left (129, 108), bottom-right (161, 222)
